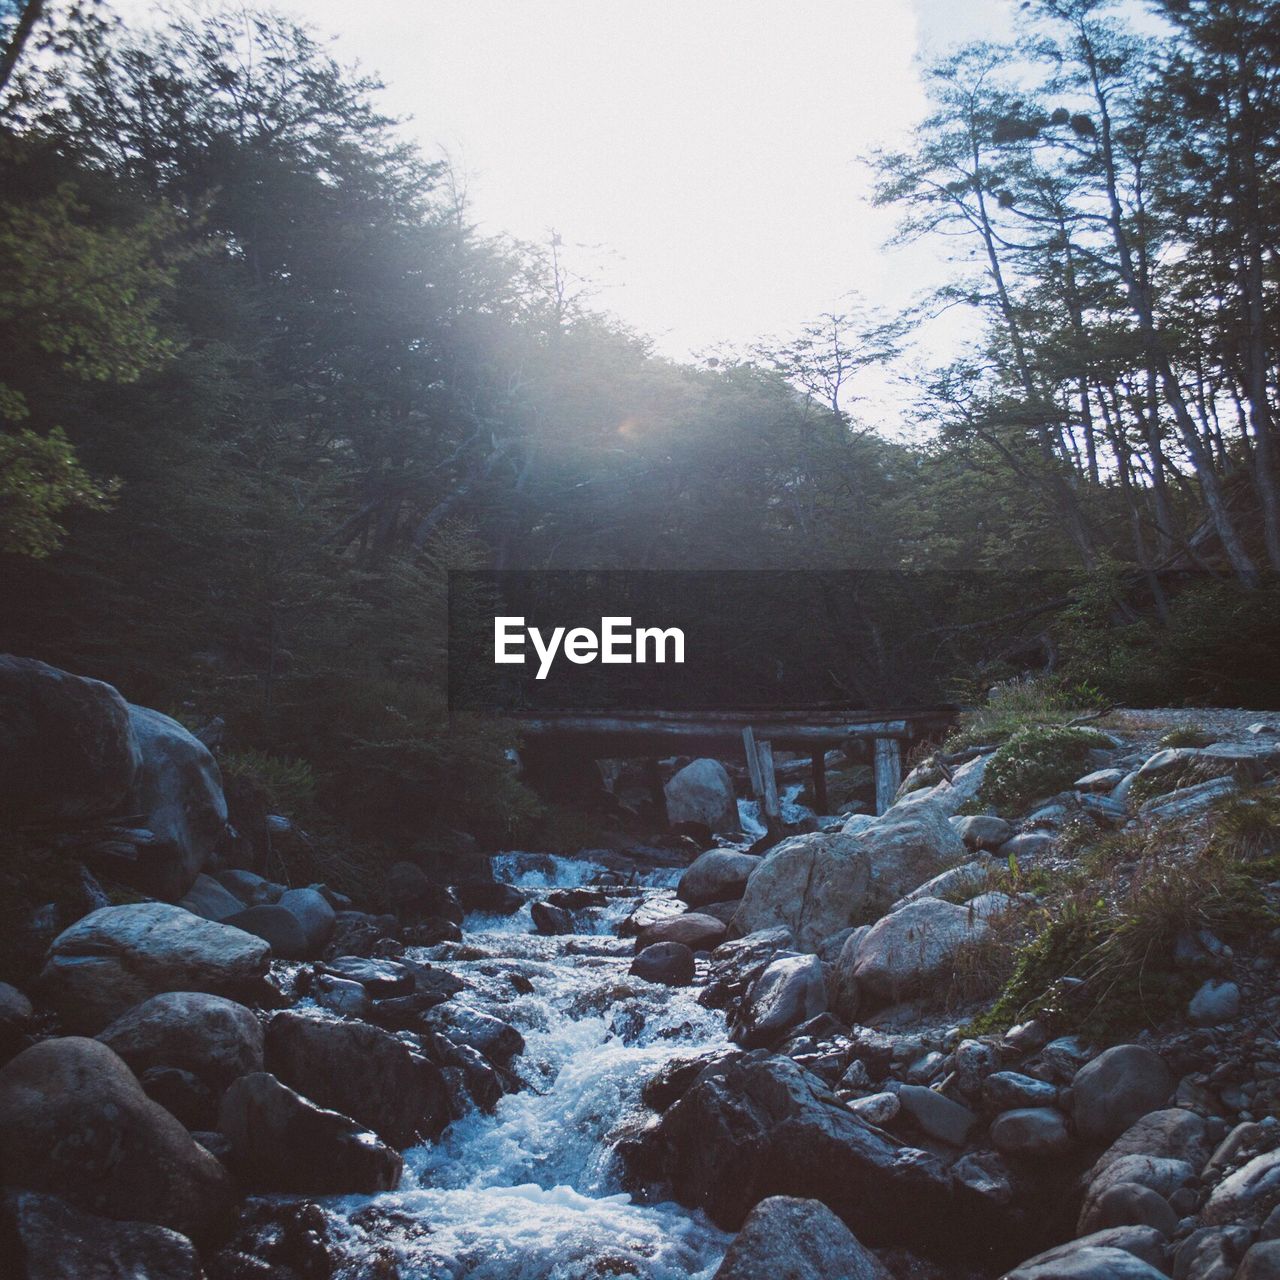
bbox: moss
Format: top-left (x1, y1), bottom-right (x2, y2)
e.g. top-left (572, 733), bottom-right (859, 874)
top-left (977, 724), bottom-right (1111, 815)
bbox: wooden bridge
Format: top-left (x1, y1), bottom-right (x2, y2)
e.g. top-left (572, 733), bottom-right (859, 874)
top-left (512, 703), bottom-right (958, 818)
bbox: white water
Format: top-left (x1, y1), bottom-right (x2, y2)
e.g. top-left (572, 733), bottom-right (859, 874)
top-left (324, 851), bottom-right (733, 1280)
top-left (737, 782), bottom-right (811, 838)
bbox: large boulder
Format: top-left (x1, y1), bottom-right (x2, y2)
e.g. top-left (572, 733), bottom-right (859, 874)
top-left (637, 912), bottom-right (727, 952)
top-left (264, 1009), bottom-right (450, 1148)
top-left (631, 942), bottom-right (696, 986)
top-left (1202, 1149), bottom-right (1280, 1227)
top-left (845, 799), bottom-right (967, 906)
top-left (1, 1189), bottom-right (202, 1280)
top-left (712, 1195), bottom-right (890, 1280)
top-left (0, 655), bottom-right (140, 827)
top-left (122, 705), bottom-right (227, 901)
top-left (840, 897), bottom-right (987, 1004)
top-left (1070, 1045), bottom-right (1174, 1145)
top-left (1005, 1243), bottom-right (1168, 1278)
top-left (664, 758), bottom-right (738, 833)
top-left (0, 1038), bottom-right (233, 1240)
top-left (39, 903), bottom-right (270, 1034)
top-left (732, 833), bottom-right (871, 952)
top-left (678, 850), bottom-right (760, 907)
top-left (219, 1071), bottom-right (402, 1194)
top-left (732, 954), bottom-right (826, 1049)
top-left (627, 1049), bottom-right (997, 1258)
top-left (96, 991), bottom-right (263, 1092)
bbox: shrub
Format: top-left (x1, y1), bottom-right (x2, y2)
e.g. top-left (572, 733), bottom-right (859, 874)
top-left (977, 724), bottom-right (1110, 814)
top-left (1158, 726), bottom-right (1215, 749)
top-left (944, 676), bottom-right (1105, 754)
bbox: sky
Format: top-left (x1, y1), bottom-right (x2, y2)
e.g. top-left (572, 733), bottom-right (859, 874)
top-left (111, 0), bottom-right (1018, 418)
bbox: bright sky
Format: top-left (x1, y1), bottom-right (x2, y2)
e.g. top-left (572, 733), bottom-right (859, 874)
top-left (111, 0), bottom-right (1017, 418)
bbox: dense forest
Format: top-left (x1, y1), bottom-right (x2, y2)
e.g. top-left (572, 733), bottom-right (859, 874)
top-left (1, 0), bottom-right (1278, 862)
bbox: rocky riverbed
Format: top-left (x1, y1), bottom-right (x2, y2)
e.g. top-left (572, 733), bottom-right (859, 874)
top-left (3, 654), bottom-right (1280, 1279)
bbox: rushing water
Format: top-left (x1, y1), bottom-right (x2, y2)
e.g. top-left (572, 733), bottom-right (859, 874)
top-left (322, 850), bottom-right (735, 1280)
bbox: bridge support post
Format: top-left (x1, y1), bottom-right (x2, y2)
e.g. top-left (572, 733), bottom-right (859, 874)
top-left (873, 737), bottom-right (901, 816)
top-left (810, 750), bottom-right (828, 815)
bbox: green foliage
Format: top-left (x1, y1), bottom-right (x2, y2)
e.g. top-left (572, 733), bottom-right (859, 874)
top-left (1158, 726), bottom-right (1215, 749)
top-left (0, 425), bottom-right (116, 556)
top-left (220, 749), bottom-right (316, 816)
top-left (978, 724), bottom-right (1111, 814)
top-left (945, 676), bottom-right (1104, 753)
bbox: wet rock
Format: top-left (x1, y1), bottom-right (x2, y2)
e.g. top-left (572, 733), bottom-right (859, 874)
top-left (123, 704), bottom-right (228, 901)
top-left (1189, 978), bottom-right (1241, 1026)
top-left (952, 814), bottom-right (1014, 851)
top-left (1, 1189), bottom-right (202, 1280)
top-left (138, 1064), bottom-right (216, 1129)
top-left (220, 1071), bottom-right (401, 1194)
top-left (984, 1072), bottom-right (1058, 1112)
top-left (990, 1107), bottom-right (1072, 1158)
top-left (733, 954), bottom-right (825, 1049)
top-left (1239, 1242), bottom-right (1280, 1279)
top-left (664, 758), bottom-right (738, 833)
top-left (849, 1092), bottom-right (900, 1126)
top-left (1203, 1149), bottom-right (1280, 1226)
top-left (420, 1002), bottom-right (525, 1067)
top-left (385, 863), bottom-right (463, 923)
top-left (265, 1010), bottom-right (450, 1147)
top-left (321, 955), bottom-right (415, 998)
top-left (531, 901), bottom-right (575, 935)
top-left (897, 1084), bottom-right (977, 1146)
top-left (842, 897), bottom-right (987, 1004)
top-left (1005, 1244), bottom-right (1168, 1278)
top-left (631, 942), bottom-right (696, 986)
top-left (678, 850), bottom-right (760, 907)
top-left (421, 1031), bottom-right (505, 1114)
top-left (638, 912), bottom-right (727, 952)
top-left (0, 656), bottom-right (142, 827)
top-left (39, 902), bottom-right (270, 1033)
top-left (278, 888), bottom-right (336, 952)
top-left (214, 869), bottom-right (284, 906)
top-left (700, 899), bottom-right (745, 927)
top-left (178, 873), bottom-right (246, 922)
top-left (0, 1037), bottom-right (233, 1240)
top-left (97, 991), bottom-right (263, 1095)
top-left (1071, 1045), bottom-right (1174, 1145)
top-left (453, 880), bottom-right (524, 915)
top-left (1080, 1181), bottom-right (1178, 1236)
top-left (311, 973), bottom-right (370, 1018)
top-left (401, 916), bottom-right (463, 946)
top-left (700, 926), bottom-right (797, 1012)
top-left (711, 1195), bottom-right (890, 1280)
top-left (325, 910), bottom-right (398, 958)
top-left (641, 1050), bottom-right (738, 1113)
top-left (626, 1050), bottom-right (992, 1256)
top-left (731, 834), bottom-right (870, 952)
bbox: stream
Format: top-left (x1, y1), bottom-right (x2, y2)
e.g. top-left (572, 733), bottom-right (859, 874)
top-left (320, 849), bottom-right (745, 1279)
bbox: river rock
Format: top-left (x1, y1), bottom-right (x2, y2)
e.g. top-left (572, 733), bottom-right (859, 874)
top-left (385, 863), bottom-right (464, 923)
top-left (990, 1107), bottom-right (1072, 1158)
top-left (1087, 1109), bottom-right (1209, 1184)
top-left (638, 912), bottom-right (726, 952)
top-left (712, 1195), bottom-right (890, 1280)
top-left (731, 833), bottom-right (870, 952)
top-left (1140, 775), bottom-right (1238, 819)
top-left (627, 1049), bottom-right (991, 1256)
top-left (0, 655), bottom-right (141, 827)
top-left (420, 1002), bottom-right (525, 1066)
top-left (39, 902), bottom-right (270, 1033)
top-left (1005, 1244), bottom-right (1169, 1278)
top-left (733, 954), bottom-right (826, 1049)
top-left (96, 990), bottom-right (263, 1094)
top-left (847, 799), bottom-right (967, 904)
top-left (214, 868), bottom-right (284, 906)
top-left (265, 1010), bottom-right (449, 1147)
top-left (842, 897), bottom-right (987, 1003)
top-left (998, 833), bottom-right (1055, 863)
top-left (984, 1072), bottom-right (1059, 1112)
top-left (1202, 1149), bottom-right (1280, 1226)
top-left (898, 1084), bottom-right (977, 1146)
top-left (849, 1092), bottom-right (900, 1126)
top-left (123, 704), bottom-right (227, 901)
top-left (897, 859), bottom-right (994, 908)
top-left (219, 1071), bottom-right (401, 1194)
top-left (1239, 1242), bottom-right (1280, 1279)
top-left (223, 904), bottom-right (309, 958)
top-left (1189, 978), bottom-right (1241, 1026)
top-left (0, 1037), bottom-right (233, 1240)
top-left (453, 880), bottom-right (524, 915)
top-left (176, 872), bottom-right (244, 922)
top-left (277, 887), bottom-right (335, 952)
top-left (1, 1189), bottom-right (203, 1280)
top-left (664, 758), bottom-right (739, 833)
top-left (322, 955), bottom-right (415, 998)
top-left (679, 850), bottom-right (759, 907)
top-left (631, 941), bottom-right (696, 986)
top-left (531, 901), bottom-right (574, 935)
top-left (952, 814), bottom-right (1014, 851)
top-left (311, 973), bottom-right (370, 1017)
top-left (1078, 1155), bottom-right (1194, 1235)
top-left (1071, 1045), bottom-right (1174, 1144)
top-left (1080, 1181), bottom-right (1178, 1236)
